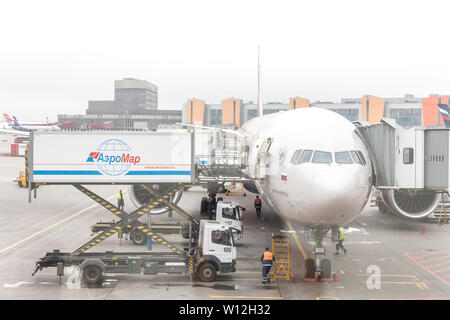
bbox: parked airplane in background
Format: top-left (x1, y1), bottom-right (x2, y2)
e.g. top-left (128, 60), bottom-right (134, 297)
top-left (4, 114), bottom-right (61, 131)
top-left (0, 114), bottom-right (30, 136)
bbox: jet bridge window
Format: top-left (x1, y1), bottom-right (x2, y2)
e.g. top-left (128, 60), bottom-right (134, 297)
top-left (335, 151), bottom-right (353, 164)
top-left (211, 230), bottom-right (232, 246)
top-left (350, 151), bottom-right (362, 164)
top-left (403, 148), bottom-right (414, 164)
top-left (312, 151), bottom-right (332, 164)
top-left (290, 150), bottom-right (302, 164)
top-left (298, 150), bottom-right (313, 164)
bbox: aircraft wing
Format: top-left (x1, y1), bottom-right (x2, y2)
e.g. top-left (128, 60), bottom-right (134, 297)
top-left (0, 128), bottom-right (29, 136)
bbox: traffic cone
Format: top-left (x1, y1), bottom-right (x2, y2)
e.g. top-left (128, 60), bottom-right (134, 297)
top-left (421, 225), bottom-right (426, 236)
top-left (334, 272), bottom-right (339, 281)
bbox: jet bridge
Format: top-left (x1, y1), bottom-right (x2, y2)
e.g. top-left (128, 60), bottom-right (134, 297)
top-left (356, 119), bottom-right (449, 219)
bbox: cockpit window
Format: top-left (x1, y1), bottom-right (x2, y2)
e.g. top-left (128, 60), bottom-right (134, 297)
top-left (312, 151), bottom-right (332, 164)
top-left (335, 151), bottom-right (353, 164)
top-left (350, 151), bottom-right (362, 164)
top-left (290, 150), bottom-right (302, 165)
top-left (298, 150), bottom-right (313, 164)
top-left (357, 151), bottom-right (367, 165)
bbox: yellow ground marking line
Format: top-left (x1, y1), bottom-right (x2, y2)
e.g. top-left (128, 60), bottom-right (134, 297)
top-left (285, 222), bottom-right (339, 298)
top-left (285, 221), bottom-right (308, 260)
top-left (316, 296), bottom-right (340, 300)
top-left (0, 193), bottom-right (117, 255)
top-left (355, 274), bottom-right (419, 280)
top-left (210, 296), bottom-right (283, 300)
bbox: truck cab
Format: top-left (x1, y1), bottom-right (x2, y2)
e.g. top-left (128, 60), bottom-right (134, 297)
top-left (215, 201), bottom-right (244, 240)
top-left (194, 220), bottom-right (237, 281)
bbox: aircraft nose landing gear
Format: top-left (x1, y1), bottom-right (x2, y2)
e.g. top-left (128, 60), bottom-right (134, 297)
top-left (304, 226), bottom-right (334, 282)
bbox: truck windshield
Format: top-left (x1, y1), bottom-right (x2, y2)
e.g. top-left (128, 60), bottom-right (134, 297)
top-left (211, 230), bottom-right (232, 246)
top-left (222, 207), bottom-right (237, 219)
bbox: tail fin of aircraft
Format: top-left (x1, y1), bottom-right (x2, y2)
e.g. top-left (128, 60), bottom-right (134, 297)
top-left (12, 116), bottom-right (20, 126)
top-left (257, 46), bottom-right (263, 117)
top-left (438, 104), bottom-right (450, 128)
top-left (3, 114), bottom-right (14, 125)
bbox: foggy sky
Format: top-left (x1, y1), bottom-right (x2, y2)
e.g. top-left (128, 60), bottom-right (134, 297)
top-left (1, 0), bottom-right (449, 122)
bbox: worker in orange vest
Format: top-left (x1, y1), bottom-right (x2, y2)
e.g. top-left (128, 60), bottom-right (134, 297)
top-left (260, 246), bottom-right (275, 284)
top-left (254, 196), bottom-right (262, 218)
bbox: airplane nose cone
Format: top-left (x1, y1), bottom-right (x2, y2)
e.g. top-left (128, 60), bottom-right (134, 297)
top-left (311, 169), bottom-right (358, 214)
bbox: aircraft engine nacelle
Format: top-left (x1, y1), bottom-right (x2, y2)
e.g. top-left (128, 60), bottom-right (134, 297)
top-left (128, 183), bottom-right (183, 215)
top-left (381, 189), bottom-right (441, 219)
top-left (243, 182), bottom-right (259, 194)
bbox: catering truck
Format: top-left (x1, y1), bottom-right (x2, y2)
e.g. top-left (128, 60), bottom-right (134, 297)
top-left (33, 220), bottom-right (237, 283)
top-left (29, 130), bottom-right (195, 185)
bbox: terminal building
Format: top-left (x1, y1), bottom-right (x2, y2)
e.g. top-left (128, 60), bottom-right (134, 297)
top-left (58, 77), bottom-right (448, 130)
top-left (182, 94), bottom-right (449, 128)
top-left (58, 78), bottom-right (182, 130)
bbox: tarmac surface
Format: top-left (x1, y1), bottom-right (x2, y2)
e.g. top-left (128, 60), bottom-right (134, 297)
top-left (1, 138), bottom-right (450, 300)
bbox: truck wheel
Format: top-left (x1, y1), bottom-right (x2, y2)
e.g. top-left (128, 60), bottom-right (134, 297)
top-left (197, 263), bottom-right (217, 282)
top-left (18, 180), bottom-right (23, 188)
top-left (320, 259), bottom-right (331, 279)
top-left (82, 265), bottom-right (103, 284)
top-left (131, 231), bottom-right (147, 245)
top-left (200, 197), bottom-right (208, 215)
top-left (304, 258), bottom-right (316, 279)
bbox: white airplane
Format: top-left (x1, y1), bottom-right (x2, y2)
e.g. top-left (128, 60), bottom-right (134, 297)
top-left (0, 115), bottom-right (30, 136)
top-left (4, 114), bottom-right (61, 131)
top-left (0, 114), bottom-right (61, 136)
top-left (181, 48), bottom-right (373, 279)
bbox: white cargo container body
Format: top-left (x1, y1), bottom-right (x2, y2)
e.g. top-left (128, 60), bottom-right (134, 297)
top-left (30, 131), bottom-right (194, 184)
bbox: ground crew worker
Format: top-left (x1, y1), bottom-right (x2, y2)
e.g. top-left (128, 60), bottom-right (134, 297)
top-left (260, 246), bottom-right (274, 284)
top-left (117, 190), bottom-right (124, 210)
top-left (254, 195), bottom-right (262, 218)
top-left (335, 227), bottom-right (347, 255)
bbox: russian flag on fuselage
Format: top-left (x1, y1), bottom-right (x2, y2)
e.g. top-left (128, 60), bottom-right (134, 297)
top-left (438, 104), bottom-right (450, 128)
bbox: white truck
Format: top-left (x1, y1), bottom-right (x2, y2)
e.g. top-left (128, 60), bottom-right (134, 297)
top-left (33, 220), bottom-right (237, 283)
top-left (214, 201), bottom-right (244, 241)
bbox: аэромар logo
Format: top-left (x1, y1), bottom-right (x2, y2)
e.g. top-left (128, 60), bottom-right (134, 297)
top-left (86, 139), bottom-right (141, 176)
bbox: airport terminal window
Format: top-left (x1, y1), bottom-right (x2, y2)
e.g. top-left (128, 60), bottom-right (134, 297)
top-left (357, 151), bottom-right (367, 165)
top-left (298, 150), bottom-right (313, 164)
top-left (335, 151), bottom-right (353, 164)
top-left (403, 148), bottom-right (414, 164)
top-left (290, 150), bottom-right (302, 164)
top-left (312, 151), bottom-right (332, 164)
top-left (211, 230), bottom-right (231, 246)
top-left (350, 151), bottom-right (362, 164)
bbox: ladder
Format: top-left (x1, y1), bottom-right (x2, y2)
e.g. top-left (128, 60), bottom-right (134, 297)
top-left (271, 233), bottom-right (294, 281)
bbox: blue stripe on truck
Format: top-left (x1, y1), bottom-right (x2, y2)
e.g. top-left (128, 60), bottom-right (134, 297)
top-left (33, 170), bottom-right (102, 175)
